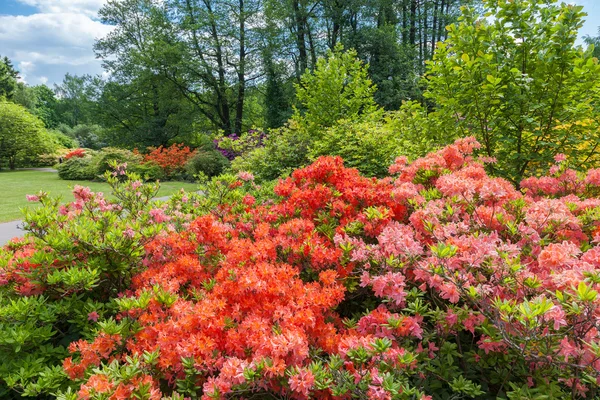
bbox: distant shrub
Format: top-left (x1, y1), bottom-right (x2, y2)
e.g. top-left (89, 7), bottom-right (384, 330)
top-left (128, 161), bottom-right (165, 181)
top-left (185, 150), bottom-right (230, 179)
top-left (231, 120), bottom-right (312, 181)
top-left (93, 148), bottom-right (142, 175)
top-left (309, 117), bottom-right (401, 177)
top-left (57, 157), bottom-right (97, 180)
top-left (65, 148), bottom-right (86, 159)
top-left (144, 144), bottom-right (196, 178)
top-left (215, 130), bottom-right (267, 161)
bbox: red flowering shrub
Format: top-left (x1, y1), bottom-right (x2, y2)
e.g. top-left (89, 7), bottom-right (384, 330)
top-left (5, 138), bottom-right (600, 399)
top-left (143, 144), bottom-right (196, 178)
top-left (65, 148), bottom-right (86, 159)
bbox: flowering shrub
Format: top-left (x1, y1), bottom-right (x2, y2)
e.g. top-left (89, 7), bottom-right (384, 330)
top-left (215, 130), bottom-right (267, 161)
top-left (64, 148), bottom-right (86, 160)
top-left (4, 138), bottom-right (600, 399)
top-left (144, 144), bottom-right (196, 178)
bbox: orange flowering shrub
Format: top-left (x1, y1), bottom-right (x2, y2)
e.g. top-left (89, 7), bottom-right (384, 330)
top-left (143, 143), bottom-right (196, 178)
top-left (4, 138), bottom-right (600, 399)
top-left (65, 148), bottom-right (86, 159)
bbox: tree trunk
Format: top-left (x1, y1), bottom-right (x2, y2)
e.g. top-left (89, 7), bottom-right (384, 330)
top-left (235, 0), bottom-right (246, 135)
top-left (432, 0), bottom-right (438, 54)
top-left (402, 0), bottom-right (408, 44)
top-left (409, 0), bottom-right (417, 46)
top-left (293, 0), bottom-right (308, 76)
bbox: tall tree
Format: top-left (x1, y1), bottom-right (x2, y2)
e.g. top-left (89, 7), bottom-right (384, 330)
top-left (0, 56), bottom-right (19, 100)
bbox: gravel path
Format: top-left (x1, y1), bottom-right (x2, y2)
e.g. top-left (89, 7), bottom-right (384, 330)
top-left (0, 220), bottom-right (24, 246)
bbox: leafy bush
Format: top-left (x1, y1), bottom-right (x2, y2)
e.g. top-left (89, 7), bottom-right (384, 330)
top-left (184, 150), bottom-right (230, 179)
top-left (424, 0), bottom-right (600, 183)
top-left (144, 144), bottom-right (196, 179)
top-left (214, 130), bottom-right (266, 161)
top-left (128, 161), bottom-right (165, 182)
top-left (309, 116), bottom-right (401, 177)
top-left (58, 124), bottom-right (106, 150)
top-left (234, 47), bottom-right (382, 181)
top-left (93, 147), bottom-right (142, 175)
top-left (231, 120), bottom-right (312, 181)
top-left (5, 138), bottom-right (600, 400)
top-left (5, 139), bottom-right (600, 399)
top-left (0, 101), bottom-right (50, 170)
top-left (64, 148), bottom-right (86, 160)
top-left (57, 157), bottom-right (97, 180)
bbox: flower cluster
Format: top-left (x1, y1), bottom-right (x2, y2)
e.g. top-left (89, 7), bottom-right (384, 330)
top-left (65, 148), bottom-right (86, 159)
top-left (4, 138), bottom-right (600, 399)
top-left (214, 129), bottom-right (267, 161)
top-left (143, 143), bottom-right (196, 178)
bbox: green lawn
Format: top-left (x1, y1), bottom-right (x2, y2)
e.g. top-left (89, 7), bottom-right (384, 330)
top-left (0, 170), bottom-right (200, 223)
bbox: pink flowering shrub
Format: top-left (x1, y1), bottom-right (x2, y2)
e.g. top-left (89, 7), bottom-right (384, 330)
top-left (3, 138), bottom-right (600, 399)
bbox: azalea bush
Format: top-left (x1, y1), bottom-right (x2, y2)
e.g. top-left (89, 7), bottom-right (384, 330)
top-left (143, 144), bottom-right (196, 179)
top-left (3, 139), bottom-right (600, 399)
top-left (64, 149), bottom-right (86, 160)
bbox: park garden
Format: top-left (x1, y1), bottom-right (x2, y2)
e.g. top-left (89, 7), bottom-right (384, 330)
top-left (2, 0), bottom-right (600, 398)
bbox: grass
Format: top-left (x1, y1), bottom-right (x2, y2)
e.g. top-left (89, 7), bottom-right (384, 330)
top-left (0, 170), bottom-right (200, 223)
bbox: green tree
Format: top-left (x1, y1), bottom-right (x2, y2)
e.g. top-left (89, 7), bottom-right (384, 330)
top-left (0, 101), bottom-right (49, 170)
top-left (425, 0), bottom-right (600, 183)
top-left (54, 74), bottom-right (99, 127)
top-left (584, 26), bottom-right (600, 59)
top-left (293, 45), bottom-right (379, 135)
top-left (0, 56), bottom-right (19, 100)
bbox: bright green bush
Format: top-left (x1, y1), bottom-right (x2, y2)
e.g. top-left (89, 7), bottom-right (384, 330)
top-left (92, 148), bottom-right (142, 175)
top-left (0, 101), bottom-right (50, 170)
top-left (233, 47), bottom-right (382, 181)
top-left (0, 173), bottom-right (165, 397)
top-left (424, 0), bottom-right (600, 183)
top-left (128, 161), bottom-right (165, 181)
top-left (309, 117), bottom-right (400, 177)
top-left (231, 120), bottom-right (312, 181)
top-left (185, 150), bottom-right (230, 179)
top-left (57, 157), bottom-right (97, 180)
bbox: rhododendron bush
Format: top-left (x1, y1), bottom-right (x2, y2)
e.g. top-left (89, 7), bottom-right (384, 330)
top-left (3, 138), bottom-right (600, 399)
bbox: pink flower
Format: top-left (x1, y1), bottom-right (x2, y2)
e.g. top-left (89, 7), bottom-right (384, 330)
top-left (123, 228), bottom-right (135, 239)
top-left (149, 208), bottom-right (169, 223)
top-left (237, 171), bottom-right (255, 182)
top-left (87, 311), bottom-right (100, 322)
top-left (26, 194), bottom-right (39, 202)
top-left (289, 369), bottom-right (314, 397)
top-left (554, 153), bottom-right (567, 163)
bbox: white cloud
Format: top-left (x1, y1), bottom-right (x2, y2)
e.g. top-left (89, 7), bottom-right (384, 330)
top-left (17, 0), bottom-right (107, 18)
top-left (0, 11), bottom-right (113, 85)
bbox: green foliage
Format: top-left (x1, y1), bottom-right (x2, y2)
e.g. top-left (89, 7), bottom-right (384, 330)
top-left (231, 121), bottom-right (312, 181)
top-left (0, 173), bottom-right (165, 397)
top-left (48, 131), bottom-right (78, 150)
top-left (57, 157), bottom-right (97, 181)
top-left (92, 148), bottom-right (142, 175)
top-left (309, 116), bottom-right (401, 177)
top-left (185, 151), bottom-right (230, 179)
top-left (235, 47), bottom-right (383, 181)
top-left (293, 45), bottom-right (378, 136)
top-left (58, 125), bottom-right (105, 150)
top-left (128, 161), bottom-right (165, 182)
top-left (425, 0), bottom-right (600, 183)
top-left (0, 56), bottom-right (18, 100)
top-left (0, 101), bottom-right (49, 170)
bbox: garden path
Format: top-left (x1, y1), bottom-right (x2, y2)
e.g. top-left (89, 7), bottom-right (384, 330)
top-left (0, 220), bottom-right (23, 246)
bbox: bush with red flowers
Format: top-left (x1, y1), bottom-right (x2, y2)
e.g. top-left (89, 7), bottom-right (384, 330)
top-left (3, 138), bottom-right (600, 399)
top-left (64, 148), bottom-right (86, 160)
top-left (143, 144), bottom-right (197, 179)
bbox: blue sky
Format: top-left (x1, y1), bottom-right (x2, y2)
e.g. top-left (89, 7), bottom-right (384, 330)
top-left (0, 0), bottom-right (598, 87)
